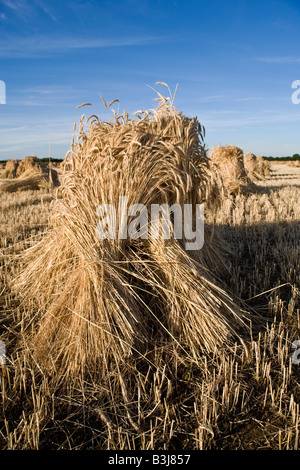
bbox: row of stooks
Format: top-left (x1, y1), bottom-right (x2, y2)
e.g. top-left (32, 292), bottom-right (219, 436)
top-left (0, 146), bottom-right (270, 194)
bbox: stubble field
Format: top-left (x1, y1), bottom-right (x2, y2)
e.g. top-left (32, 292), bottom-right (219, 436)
top-left (0, 162), bottom-right (299, 450)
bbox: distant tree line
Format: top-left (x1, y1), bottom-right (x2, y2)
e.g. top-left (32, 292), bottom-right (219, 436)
top-left (40, 157), bottom-right (63, 163)
top-left (1, 155), bottom-right (299, 164)
top-left (0, 157), bottom-right (64, 164)
top-left (263, 154), bottom-right (300, 161)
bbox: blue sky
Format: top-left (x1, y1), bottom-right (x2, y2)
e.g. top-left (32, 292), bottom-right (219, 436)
top-left (0, 0), bottom-right (299, 160)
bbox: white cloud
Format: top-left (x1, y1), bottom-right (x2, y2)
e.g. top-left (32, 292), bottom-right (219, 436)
top-left (1, 0), bottom-right (58, 24)
top-left (1, 0), bottom-right (18, 11)
top-left (0, 33), bottom-right (174, 58)
top-left (257, 56), bottom-right (300, 64)
top-left (201, 110), bottom-right (300, 130)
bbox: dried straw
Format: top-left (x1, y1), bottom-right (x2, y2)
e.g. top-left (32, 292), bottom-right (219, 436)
top-left (209, 145), bottom-right (253, 195)
top-left (244, 152), bottom-right (261, 181)
top-left (257, 155), bottom-right (271, 177)
top-left (14, 92), bottom-right (249, 384)
top-left (0, 156), bottom-right (59, 192)
top-left (2, 159), bottom-right (19, 179)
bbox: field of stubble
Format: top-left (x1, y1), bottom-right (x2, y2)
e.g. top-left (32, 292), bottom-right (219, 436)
top-left (0, 163), bottom-right (299, 450)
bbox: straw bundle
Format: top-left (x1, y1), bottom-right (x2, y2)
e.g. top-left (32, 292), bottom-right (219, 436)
top-left (2, 159), bottom-right (19, 179)
top-left (257, 155), bottom-right (271, 177)
top-left (243, 152), bottom-right (262, 181)
top-left (0, 156), bottom-right (59, 192)
top-left (16, 156), bottom-right (45, 176)
top-left (0, 174), bottom-right (54, 192)
top-left (15, 95), bottom-right (248, 383)
top-left (209, 145), bottom-right (252, 195)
